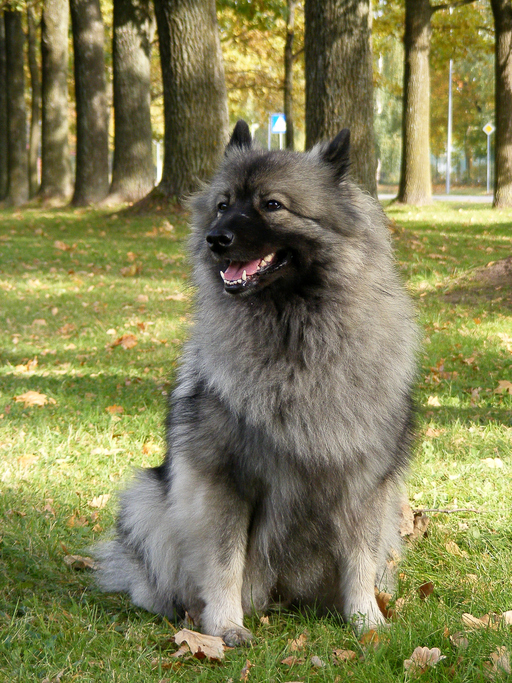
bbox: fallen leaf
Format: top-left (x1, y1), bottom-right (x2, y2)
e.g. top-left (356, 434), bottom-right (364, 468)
top-left (15, 358), bottom-right (38, 373)
top-left (289, 632), bottom-right (308, 651)
top-left (240, 659), bottom-right (253, 681)
top-left (400, 502), bottom-right (415, 537)
top-left (445, 540), bottom-right (464, 556)
top-left (310, 656), bottom-right (326, 668)
top-left (494, 380), bottom-right (512, 395)
top-left (106, 405), bottom-right (124, 415)
top-left (63, 555), bottom-right (96, 570)
top-left (375, 589), bottom-right (393, 617)
top-left (418, 581), bottom-right (434, 599)
top-left (486, 646), bottom-right (512, 679)
top-left (173, 628), bottom-right (225, 661)
top-left (88, 494), bottom-right (111, 509)
top-left (66, 514), bottom-right (88, 528)
top-left (111, 334), bottom-right (138, 350)
top-left (281, 656), bottom-right (305, 666)
top-left (121, 264), bottom-right (141, 277)
top-left (259, 615), bottom-right (270, 625)
top-left (332, 649), bottom-right (357, 663)
top-left (54, 240), bottom-right (71, 251)
top-left (170, 643), bottom-right (190, 659)
top-left (359, 629), bottom-right (381, 647)
top-left (427, 395), bottom-right (441, 407)
top-left (404, 646), bottom-right (446, 678)
top-left (18, 454), bottom-right (39, 468)
top-left (481, 457), bottom-right (504, 469)
top-left (462, 613), bottom-right (488, 630)
top-left (14, 391), bottom-right (56, 407)
top-left (449, 632), bottom-right (469, 649)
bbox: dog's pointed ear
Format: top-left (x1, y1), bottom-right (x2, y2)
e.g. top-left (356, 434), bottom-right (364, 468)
top-left (321, 129), bottom-right (351, 181)
top-left (226, 120), bottom-right (252, 153)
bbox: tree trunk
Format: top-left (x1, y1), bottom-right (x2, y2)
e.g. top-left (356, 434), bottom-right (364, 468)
top-left (284, 0), bottom-right (296, 150)
top-left (490, 0), bottom-right (512, 207)
top-left (69, 0), bottom-right (109, 206)
top-left (0, 14), bottom-right (8, 201)
top-left (305, 0), bottom-right (377, 197)
top-left (27, 6), bottom-right (41, 198)
top-left (40, 0), bottom-right (72, 203)
top-left (108, 0), bottom-right (155, 204)
top-left (151, 0), bottom-right (228, 201)
top-left (4, 10), bottom-right (29, 206)
top-left (397, 0), bottom-right (432, 205)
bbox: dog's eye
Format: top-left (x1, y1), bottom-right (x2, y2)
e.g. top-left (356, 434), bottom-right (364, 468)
top-left (217, 201), bottom-right (228, 213)
top-left (265, 200), bottom-right (282, 211)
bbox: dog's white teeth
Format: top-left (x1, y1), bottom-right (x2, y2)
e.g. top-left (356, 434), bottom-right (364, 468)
top-left (220, 271), bottom-right (226, 281)
top-left (242, 270), bottom-right (247, 281)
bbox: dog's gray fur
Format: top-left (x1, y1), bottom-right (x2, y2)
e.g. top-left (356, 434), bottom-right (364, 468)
top-left (95, 122), bottom-right (417, 646)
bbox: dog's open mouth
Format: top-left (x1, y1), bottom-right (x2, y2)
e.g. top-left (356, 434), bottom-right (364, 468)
top-left (220, 251), bottom-right (289, 293)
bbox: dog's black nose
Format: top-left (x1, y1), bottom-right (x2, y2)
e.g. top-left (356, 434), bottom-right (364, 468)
top-left (206, 228), bottom-right (234, 249)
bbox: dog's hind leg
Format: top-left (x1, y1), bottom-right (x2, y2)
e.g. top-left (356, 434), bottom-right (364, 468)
top-left (171, 457), bottom-right (253, 646)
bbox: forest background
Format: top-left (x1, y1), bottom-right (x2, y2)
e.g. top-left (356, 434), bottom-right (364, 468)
top-left (0, 0), bottom-right (498, 207)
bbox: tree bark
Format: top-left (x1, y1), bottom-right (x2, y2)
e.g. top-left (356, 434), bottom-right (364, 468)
top-left (108, 0), bottom-right (155, 204)
top-left (284, 0), bottom-right (296, 150)
top-left (4, 10), bottom-right (29, 206)
top-left (305, 0), bottom-right (377, 197)
top-left (0, 14), bottom-right (8, 201)
top-left (151, 0), bottom-right (228, 201)
top-left (27, 6), bottom-right (41, 198)
top-left (397, 0), bottom-right (432, 205)
top-left (69, 0), bottom-right (110, 206)
top-left (40, 0), bottom-right (72, 203)
top-left (490, 0), bottom-right (512, 207)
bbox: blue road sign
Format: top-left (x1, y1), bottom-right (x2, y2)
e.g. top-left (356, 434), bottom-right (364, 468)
top-left (271, 114), bottom-right (286, 134)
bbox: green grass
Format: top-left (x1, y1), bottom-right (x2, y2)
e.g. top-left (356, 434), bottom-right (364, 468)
top-left (1, 202), bottom-right (511, 682)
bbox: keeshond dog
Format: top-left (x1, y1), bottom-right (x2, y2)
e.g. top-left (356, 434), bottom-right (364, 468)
top-left (96, 121), bottom-right (417, 646)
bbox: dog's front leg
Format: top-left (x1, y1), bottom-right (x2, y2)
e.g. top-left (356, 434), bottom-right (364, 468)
top-left (172, 458), bottom-right (252, 646)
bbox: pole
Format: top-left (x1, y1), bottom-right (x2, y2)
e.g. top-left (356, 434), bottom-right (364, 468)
top-left (268, 116), bottom-right (271, 150)
top-left (487, 132), bottom-right (491, 195)
top-left (446, 59), bottom-right (453, 194)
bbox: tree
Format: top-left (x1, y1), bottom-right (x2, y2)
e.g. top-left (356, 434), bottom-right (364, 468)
top-left (397, 0), bottom-right (478, 205)
top-left (284, 0), bottom-right (296, 149)
top-left (108, 0), bottom-right (155, 204)
top-left (27, 5), bottom-right (41, 198)
top-left (69, 0), bottom-right (109, 206)
top-left (40, 0), bottom-right (72, 203)
top-left (0, 15), bottom-right (8, 201)
top-left (304, 0), bottom-right (377, 196)
top-left (149, 0), bottom-right (228, 202)
top-left (4, 9), bottom-right (29, 206)
top-left (490, 0), bottom-right (512, 207)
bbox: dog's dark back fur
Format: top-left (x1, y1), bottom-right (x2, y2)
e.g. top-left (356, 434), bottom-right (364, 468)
top-left (96, 123), bottom-right (417, 645)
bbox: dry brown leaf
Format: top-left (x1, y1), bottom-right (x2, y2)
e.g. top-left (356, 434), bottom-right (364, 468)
top-left (445, 540), bottom-right (465, 557)
top-left (121, 264), bottom-right (141, 277)
top-left (449, 632), bottom-right (469, 649)
top-left (375, 589), bottom-right (393, 617)
top-left (66, 514), bottom-right (88, 528)
top-left (111, 333), bottom-right (138, 350)
top-left (310, 656), bottom-right (326, 668)
top-left (400, 502), bottom-right (415, 537)
top-left (462, 613), bottom-right (487, 630)
top-left (289, 632), bottom-right (308, 651)
top-left (259, 615), bottom-right (270, 625)
top-left (63, 554), bottom-right (96, 570)
top-left (54, 240), bottom-right (71, 251)
top-left (281, 656), bottom-right (305, 666)
top-left (88, 494), bottom-right (111, 509)
top-left (488, 647), bottom-right (512, 676)
top-left (105, 405), bottom-right (124, 415)
top-left (14, 391), bottom-right (56, 407)
top-left (494, 380), bottom-right (512, 395)
top-left (173, 628), bottom-right (225, 661)
top-left (332, 649), bottom-right (357, 663)
top-left (240, 659), bottom-right (253, 681)
top-left (151, 657), bottom-right (182, 670)
top-left (404, 646), bottom-right (446, 678)
top-left (501, 611), bottom-right (512, 625)
top-left (427, 395), bottom-right (441, 407)
top-left (418, 581), bottom-right (435, 599)
top-left (18, 454), bottom-right (39, 468)
top-left (15, 358), bottom-right (38, 373)
top-left (413, 513), bottom-right (430, 539)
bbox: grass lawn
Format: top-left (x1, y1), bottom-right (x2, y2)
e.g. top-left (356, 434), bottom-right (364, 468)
top-left (1, 201), bottom-right (511, 682)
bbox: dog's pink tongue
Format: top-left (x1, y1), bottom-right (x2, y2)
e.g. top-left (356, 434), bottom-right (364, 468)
top-left (223, 259), bottom-right (261, 281)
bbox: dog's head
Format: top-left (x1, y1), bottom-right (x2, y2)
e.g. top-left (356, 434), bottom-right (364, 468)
top-left (190, 120), bottom-right (374, 298)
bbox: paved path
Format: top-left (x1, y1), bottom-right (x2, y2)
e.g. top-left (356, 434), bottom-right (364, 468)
top-left (379, 193), bottom-right (493, 203)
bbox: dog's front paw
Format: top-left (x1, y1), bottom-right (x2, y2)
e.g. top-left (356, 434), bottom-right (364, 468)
top-left (221, 626), bottom-right (254, 647)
